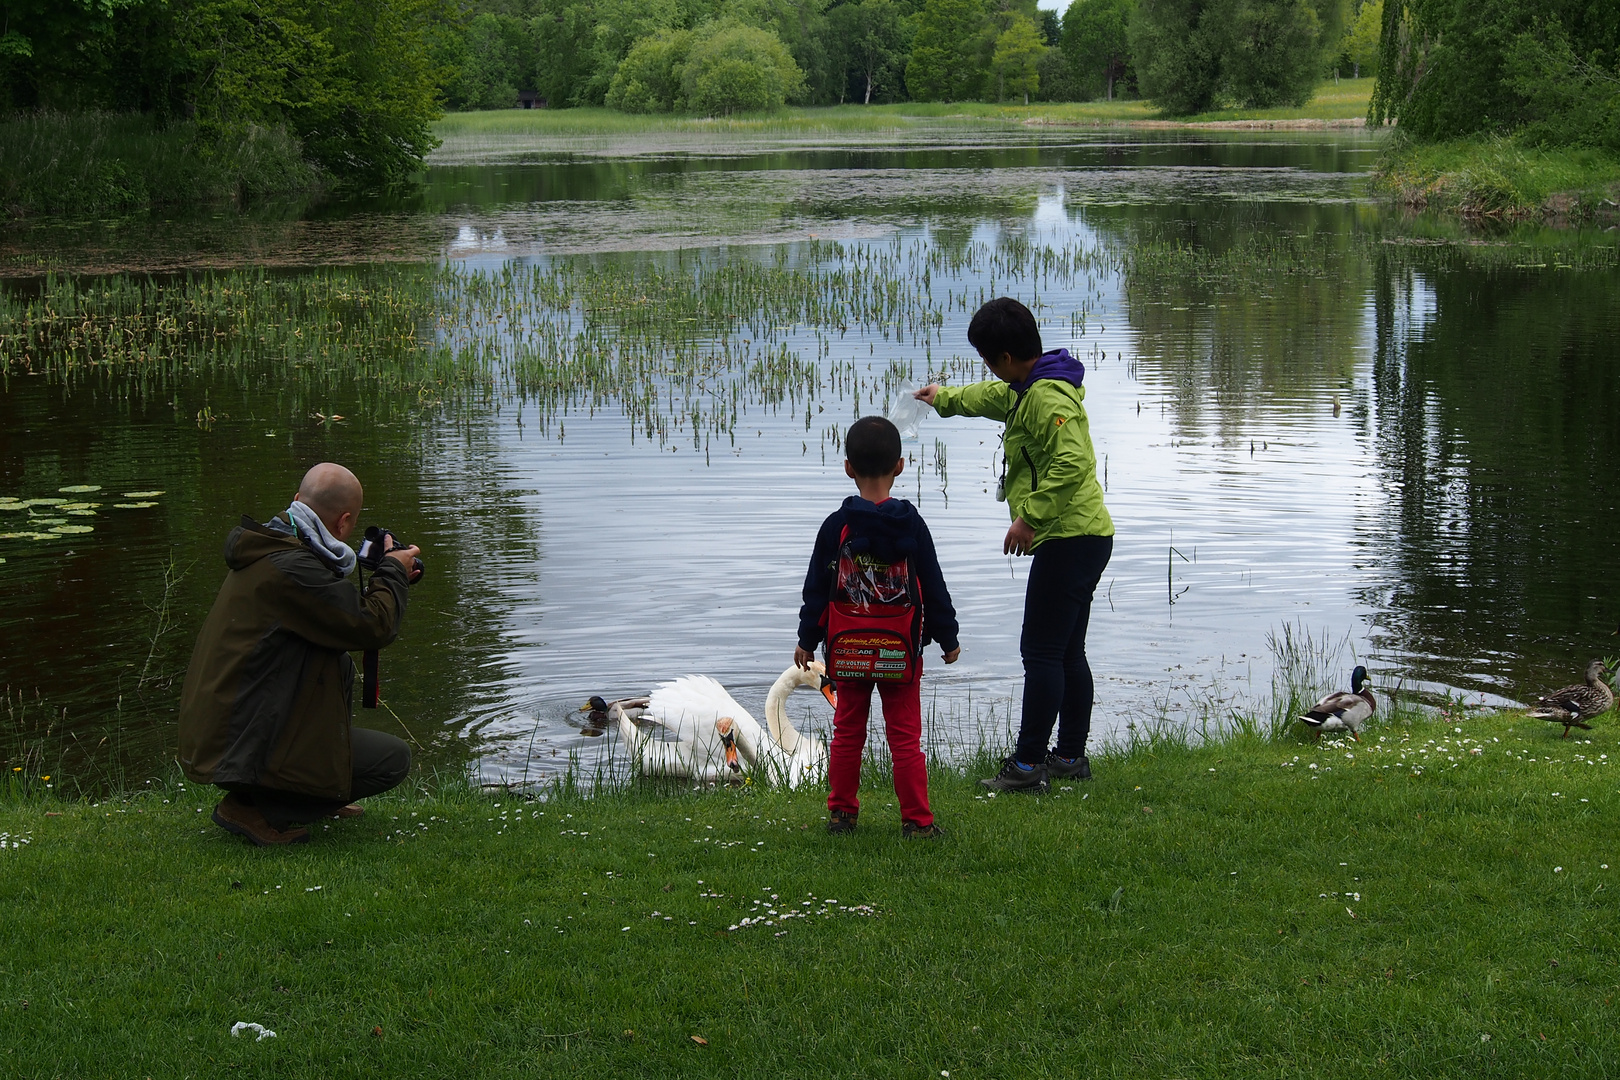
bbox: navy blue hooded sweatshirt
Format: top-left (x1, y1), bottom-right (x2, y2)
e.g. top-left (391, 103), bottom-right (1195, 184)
top-left (797, 495), bottom-right (960, 656)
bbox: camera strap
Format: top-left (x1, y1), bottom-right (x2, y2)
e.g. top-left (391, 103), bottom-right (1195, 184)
top-left (362, 647), bottom-right (380, 709)
top-left (361, 560), bottom-right (381, 709)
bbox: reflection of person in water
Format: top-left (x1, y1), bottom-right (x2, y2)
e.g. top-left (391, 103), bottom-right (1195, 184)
top-left (178, 462), bottom-right (422, 846)
top-left (916, 297), bottom-right (1114, 794)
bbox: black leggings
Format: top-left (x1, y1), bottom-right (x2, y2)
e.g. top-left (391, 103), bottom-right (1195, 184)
top-left (226, 727), bottom-right (411, 828)
top-left (1015, 534), bottom-right (1112, 765)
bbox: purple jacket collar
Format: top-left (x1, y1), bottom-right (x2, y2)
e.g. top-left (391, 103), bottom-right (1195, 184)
top-left (1010, 348), bottom-right (1085, 394)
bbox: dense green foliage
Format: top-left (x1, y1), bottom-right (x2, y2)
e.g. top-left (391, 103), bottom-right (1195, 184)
top-left (8, 706), bottom-right (1620, 1077)
top-left (1370, 0), bottom-right (1620, 148)
top-left (905, 0), bottom-right (994, 101)
top-left (1339, 0), bottom-right (1380, 79)
top-left (1130, 0), bottom-right (1347, 114)
top-left (831, 0), bottom-right (913, 104)
top-left (0, 0), bottom-right (451, 186)
top-left (446, 0), bottom-right (1397, 113)
top-left (990, 14), bottom-right (1047, 103)
top-left (1062, 0), bottom-right (1134, 100)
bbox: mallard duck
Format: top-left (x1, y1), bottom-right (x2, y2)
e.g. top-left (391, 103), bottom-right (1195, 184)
top-left (1527, 659), bottom-right (1616, 737)
top-left (1298, 665), bottom-right (1376, 740)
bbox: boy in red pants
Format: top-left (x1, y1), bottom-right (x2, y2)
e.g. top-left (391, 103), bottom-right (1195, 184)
top-left (794, 416), bottom-right (960, 838)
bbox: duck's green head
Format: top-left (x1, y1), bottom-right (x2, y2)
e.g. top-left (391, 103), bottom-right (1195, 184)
top-left (584, 695), bottom-right (610, 713)
top-left (1351, 665), bottom-right (1369, 693)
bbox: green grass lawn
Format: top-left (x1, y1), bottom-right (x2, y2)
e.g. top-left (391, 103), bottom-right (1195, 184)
top-left (430, 79), bottom-right (1377, 144)
top-left (5, 705), bottom-right (1619, 1078)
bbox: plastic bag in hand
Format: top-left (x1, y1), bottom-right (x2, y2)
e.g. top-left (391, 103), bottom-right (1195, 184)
top-left (888, 381), bottom-right (930, 439)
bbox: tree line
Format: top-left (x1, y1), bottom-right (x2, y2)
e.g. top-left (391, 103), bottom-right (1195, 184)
top-left (441, 0), bottom-right (1385, 114)
top-left (1, 0), bottom-right (1612, 187)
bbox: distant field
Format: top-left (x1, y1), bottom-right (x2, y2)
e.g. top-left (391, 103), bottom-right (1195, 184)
top-left (431, 79), bottom-right (1378, 143)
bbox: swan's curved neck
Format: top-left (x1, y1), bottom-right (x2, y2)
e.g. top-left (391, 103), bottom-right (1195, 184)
top-left (765, 668), bottom-right (804, 755)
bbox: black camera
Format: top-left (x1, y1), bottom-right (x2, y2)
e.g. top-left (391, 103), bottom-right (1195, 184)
top-left (357, 526), bottom-right (424, 585)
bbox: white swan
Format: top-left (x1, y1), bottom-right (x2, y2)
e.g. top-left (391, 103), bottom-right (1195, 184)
top-left (760, 663), bottom-right (834, 788)
top-left (626, 663), bottom-right (836, 787)
top-left (601, 693), bottom-right (744, 781)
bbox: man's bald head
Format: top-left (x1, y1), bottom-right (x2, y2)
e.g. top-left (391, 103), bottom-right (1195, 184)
top-left (295, 463), bottom-right (363, 540)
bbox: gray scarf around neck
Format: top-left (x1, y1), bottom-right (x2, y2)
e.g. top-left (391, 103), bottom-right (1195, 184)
top-left (285, 499), bottom-right (357, 576)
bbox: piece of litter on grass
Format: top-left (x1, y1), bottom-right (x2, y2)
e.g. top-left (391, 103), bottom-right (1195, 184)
top-left (231, 1022), bottom-right (276, 1041)
top-left (691, 1035), bottom-right (708, 1046)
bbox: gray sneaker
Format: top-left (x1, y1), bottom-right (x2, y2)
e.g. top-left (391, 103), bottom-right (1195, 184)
top-left (1045, 752), bottom-right (1092, 781)
top-left (979, 757), bottom-right (1049, 793)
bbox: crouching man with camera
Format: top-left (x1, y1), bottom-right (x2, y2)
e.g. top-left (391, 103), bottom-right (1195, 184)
top-left (179, 462), bottom-right (423, 846)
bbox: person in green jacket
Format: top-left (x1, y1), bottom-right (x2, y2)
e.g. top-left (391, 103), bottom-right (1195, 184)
top-left (916, 297), bottom-right (1114, 792)
top-left (178, 463), bottom-right (423, 846)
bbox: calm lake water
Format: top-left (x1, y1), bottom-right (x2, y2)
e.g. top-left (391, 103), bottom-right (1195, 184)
top-left (3, 125), bottom-right (1617, 789)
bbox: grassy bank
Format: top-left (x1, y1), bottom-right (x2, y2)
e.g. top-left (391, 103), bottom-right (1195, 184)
top-left (1372, 135), bottom-right (1620, 220)
top-left (5, 704), bottom-right (1620, 1078)
top-left (0, 112), bottom-right (321, 220)
top-left (431, 79), bottom-right (1377, 146)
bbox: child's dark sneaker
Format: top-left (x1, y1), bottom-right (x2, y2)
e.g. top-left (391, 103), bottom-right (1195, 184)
top-left (901, 821), bottom-right (944, 840)
top-left (827, 808), bottom-right (858, 834)
top-left (979, 756), bottom-right (1049, 793)
top-left (1045, 752), bottom-right (1092, 781)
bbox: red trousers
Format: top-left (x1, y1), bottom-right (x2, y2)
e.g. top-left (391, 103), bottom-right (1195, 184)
top-left (827, 673), bottom-right (931, 827)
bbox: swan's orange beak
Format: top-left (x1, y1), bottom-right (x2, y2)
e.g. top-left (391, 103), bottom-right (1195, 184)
top-left (819, 676), bottom-right (837, 709)
top-left (718, 718), bottom-right (740, 773)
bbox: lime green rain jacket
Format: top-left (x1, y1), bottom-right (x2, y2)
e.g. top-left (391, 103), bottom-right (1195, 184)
top-left (932, 377), bottom-right (1114, 548)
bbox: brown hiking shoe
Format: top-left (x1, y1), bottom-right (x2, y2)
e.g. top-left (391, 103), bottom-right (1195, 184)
top-left (827, 808), bottom-right (857, 835)
top-left (334, 803), bottom-right (364, 819)
top-left (213, 794), bottom-right (310, 847)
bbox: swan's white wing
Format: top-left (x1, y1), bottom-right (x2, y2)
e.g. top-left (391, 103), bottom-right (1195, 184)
top-left (647, 676), bottom-right (743, 736)
top-left (646, 675), bottom-right (763, 776)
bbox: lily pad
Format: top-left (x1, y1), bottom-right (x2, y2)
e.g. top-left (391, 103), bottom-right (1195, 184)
top-left (0, 503), bottom-right (24, 512)
top-left (22, 498), bottom-right (66, 507)
top-left (58, 485), bottom-right (102, 493)
top-left (28, 518), bottom-right (67, 526)
top-left (122, 490), bottom-right (165, 499)
top-left (59, 502), bottom-right (99, 511)
top-left (66, 510), bottom-right (98, 517)
top-left (114, 502), bottom-right (159, 509)
top-left (49, 525), bottom-right (94, 535)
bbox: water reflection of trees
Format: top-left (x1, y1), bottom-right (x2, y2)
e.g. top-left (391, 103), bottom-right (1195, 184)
top-left (1098, 204), bottom-right (1375, 441)
top-left (1364, 257), bottom-right (1620, 697)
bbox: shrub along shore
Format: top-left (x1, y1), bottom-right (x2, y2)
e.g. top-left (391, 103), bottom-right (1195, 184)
top-left (1372, 135), bottom-right (1620, 221)
top-left (3, 706), bottom-right (1618, 1077)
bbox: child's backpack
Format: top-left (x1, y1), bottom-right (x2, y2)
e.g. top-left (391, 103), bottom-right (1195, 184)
top-left (822, 525), bottom-right (923, 684)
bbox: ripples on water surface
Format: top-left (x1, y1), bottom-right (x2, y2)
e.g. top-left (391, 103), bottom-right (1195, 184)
top-left (1, 127), bottom-right (1616, 788)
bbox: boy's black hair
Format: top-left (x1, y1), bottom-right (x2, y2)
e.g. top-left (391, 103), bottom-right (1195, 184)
top-left (845, 415), bottom-right (902, 478)
top-left (967, 297), bottom-right (1043, 362)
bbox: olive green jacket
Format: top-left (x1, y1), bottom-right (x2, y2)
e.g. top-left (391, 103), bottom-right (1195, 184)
top-left (932, 378), bottom-right (1114, 547)
top-left (178, 516), bottom-right (409, 800)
